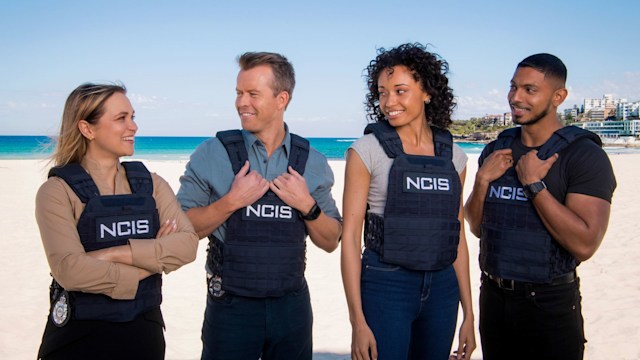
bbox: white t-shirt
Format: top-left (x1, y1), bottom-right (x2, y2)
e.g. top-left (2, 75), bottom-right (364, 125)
top-left (349, 133), bottom-right (468, 215)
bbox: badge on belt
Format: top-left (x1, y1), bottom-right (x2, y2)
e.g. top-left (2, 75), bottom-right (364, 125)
top-left (51, 290), bottom-right (70, 327)
top-left (207, 274), bottom-right (225, 298)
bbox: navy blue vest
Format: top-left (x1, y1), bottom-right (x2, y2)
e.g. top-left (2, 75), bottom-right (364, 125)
top-left (208, 130), bottom-right (310, 297)
top-left (364, 122), bottom-right (462, 271)
top-left (48, 161), bottom-right (162, 322)
top-left (480, 126), bottom-right (602, 283)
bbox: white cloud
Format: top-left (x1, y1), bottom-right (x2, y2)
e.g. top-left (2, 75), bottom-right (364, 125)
top-left (455, 88), bottom-right (508, 119)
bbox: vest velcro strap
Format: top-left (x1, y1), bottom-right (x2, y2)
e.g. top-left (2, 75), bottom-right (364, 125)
top-left (217, 130), bottom-right (249, 174)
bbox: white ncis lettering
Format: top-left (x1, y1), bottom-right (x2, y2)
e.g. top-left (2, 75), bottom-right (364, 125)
top-left (100, 219), bottom-right (150, 238)
top-left (489, 185), bottom-right (528, 201)
top-left (406, 176), bottom-right (450, 191)
top-left (245, 204), bottom-right (293, 219)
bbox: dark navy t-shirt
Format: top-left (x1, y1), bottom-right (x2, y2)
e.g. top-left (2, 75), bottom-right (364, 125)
top-left (479, 135), bottom-right (617, 204)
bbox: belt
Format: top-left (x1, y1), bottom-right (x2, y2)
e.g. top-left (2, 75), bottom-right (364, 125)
top-left (482, 271), bottom-right (576, 291)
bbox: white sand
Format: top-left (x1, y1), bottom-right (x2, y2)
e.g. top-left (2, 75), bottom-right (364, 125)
top-left (1, 155), bottom-right (638, 360)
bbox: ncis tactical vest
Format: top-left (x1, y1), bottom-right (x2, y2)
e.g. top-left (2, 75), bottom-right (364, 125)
top-left (48, 162), bottom-right (161, 323)
top-left (208, 130), bottom-right (310, 297)
top-left (364, 121), bottom-right (462, 271)
top-left (480, 126), bottom-right (602, 283)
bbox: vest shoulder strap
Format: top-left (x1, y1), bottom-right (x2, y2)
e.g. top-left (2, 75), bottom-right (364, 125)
top-left (432, 127), bottom-right (453, 159)
top-left (288, 133), bottom-right (310, 176)
top-left (364, 121), bottom-right (403, 158)
top-left (537, 126), bottom-right (602, 160)
top-left (494, 127), bottom-right (521, 151)
top-left (48, 162), bottom-right (154, 203)
top-left (121, 161), bottom-right (153, 195)
top-left (216, 130), bottom-right (249, 175)
top-left (48, 163), bottom-right (99, 203)
top-left (217, 130), bottom-right (310, 175)
top-left (365, 122), bottom-right (454, 159)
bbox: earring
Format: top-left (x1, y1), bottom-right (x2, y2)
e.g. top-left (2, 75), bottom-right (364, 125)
top-left (425, 98), bottom-right (431, 104)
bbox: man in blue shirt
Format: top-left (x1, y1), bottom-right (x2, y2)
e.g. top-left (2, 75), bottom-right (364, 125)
top-left (177, 52), bottom-right (342, 360)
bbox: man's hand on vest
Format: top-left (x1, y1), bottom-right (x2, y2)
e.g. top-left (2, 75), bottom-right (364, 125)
top-left (477, 148), bottom-right (513, 184)
top-left (270, 166), bottom-right (315, 213)
top-left (228, 161), bottom-right (269, 209)
top-left (516, 150), bottom-right (559, 185)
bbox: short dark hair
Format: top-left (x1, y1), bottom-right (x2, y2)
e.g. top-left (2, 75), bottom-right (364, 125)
top-left (237, 52), bottom-right (295, 106)
top-left (517, 53), bottom-right (567, 85)
top-left (364, 43), bottom-right (456, 129)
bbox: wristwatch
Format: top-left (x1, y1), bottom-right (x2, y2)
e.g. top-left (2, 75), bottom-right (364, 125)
top-left (523, 181), bottom-right (547, 200)
top-left (301, 201), bottom-right (322, 221)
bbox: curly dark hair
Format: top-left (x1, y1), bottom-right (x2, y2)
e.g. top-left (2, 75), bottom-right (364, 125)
top-left (364, 43), bottom-right (456, 129)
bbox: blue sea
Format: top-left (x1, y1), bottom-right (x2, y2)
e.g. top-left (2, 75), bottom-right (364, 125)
top-left (0, 136), bottom-right (488, 160)
top-left (0, 135), bottom-right (634, 160)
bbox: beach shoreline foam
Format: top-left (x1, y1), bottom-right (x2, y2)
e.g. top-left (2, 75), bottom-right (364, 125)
top-left (1, 155), bottom-right (638, 359)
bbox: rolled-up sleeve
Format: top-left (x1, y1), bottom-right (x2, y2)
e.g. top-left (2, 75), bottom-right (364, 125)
top-left (177, 140), bottom-right (220, 212)
top-left (306, 150), bottom-right (342, 222)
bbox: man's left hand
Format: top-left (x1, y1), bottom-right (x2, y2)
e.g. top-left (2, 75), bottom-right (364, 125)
top-left (270, 166), bottom-right (315, 214)
top-left (515, 150), bottom-right (559, 185)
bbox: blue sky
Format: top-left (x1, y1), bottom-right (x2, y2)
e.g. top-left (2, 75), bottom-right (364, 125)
top-left (1, 0), bottom-right (639, 137)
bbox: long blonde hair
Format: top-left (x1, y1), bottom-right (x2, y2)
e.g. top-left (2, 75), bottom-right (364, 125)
top-left (51, 83), bottom-right (127, 166)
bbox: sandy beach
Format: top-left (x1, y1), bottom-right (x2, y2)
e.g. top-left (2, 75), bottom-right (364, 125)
top-left (1, 154), bottom-right (639, 360)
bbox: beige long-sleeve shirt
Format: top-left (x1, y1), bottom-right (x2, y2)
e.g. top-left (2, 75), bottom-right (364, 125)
top-left (35, 159), bottom-right (199, 300)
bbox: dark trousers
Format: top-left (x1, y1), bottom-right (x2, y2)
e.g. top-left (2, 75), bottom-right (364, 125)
top-left (201, 282), bottom-right (313, 360)
top-left (38, 307), bottom-right (165, 360)
top-left (479, 274), bottom-right (585, 360)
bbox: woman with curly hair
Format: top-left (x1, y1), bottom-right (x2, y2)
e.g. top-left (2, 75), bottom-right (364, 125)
top-left (341, 43), bottom-right (476, 360)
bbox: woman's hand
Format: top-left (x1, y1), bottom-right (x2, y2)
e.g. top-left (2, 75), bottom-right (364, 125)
top-left (351, 323), bottom-right (378, 360)
top-left (450, 317), bottom-right (476, 360)
top-left (156, 219), bottom-right (177, 238)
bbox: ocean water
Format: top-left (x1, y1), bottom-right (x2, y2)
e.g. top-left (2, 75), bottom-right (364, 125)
top-left (0, 135), bottom-right (489, 160)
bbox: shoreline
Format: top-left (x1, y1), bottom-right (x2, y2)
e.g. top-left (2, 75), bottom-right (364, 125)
top-left (1, 155), bottom-right (638, 360)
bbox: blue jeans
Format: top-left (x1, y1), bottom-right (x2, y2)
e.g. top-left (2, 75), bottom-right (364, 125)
top-left (361, 248), bottom-right (460, 360)
top-left (201, 281), bottom-right (313, 360)
top-left (480, 274), bottom-right (585, 360)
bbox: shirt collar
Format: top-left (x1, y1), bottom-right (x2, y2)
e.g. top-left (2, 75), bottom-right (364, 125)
top-left (240, 123), bottom-right (292, 157)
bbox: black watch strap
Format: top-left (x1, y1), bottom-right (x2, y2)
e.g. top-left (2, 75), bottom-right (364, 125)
top-left (523, 181), bottom-right (547, 200)
top-left (301, 201), bottom-right (321, 221)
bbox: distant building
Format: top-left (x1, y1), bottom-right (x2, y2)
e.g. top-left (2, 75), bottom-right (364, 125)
top-left (564, 107), bottom-right (578, 120)
top-left (482, 114), bottom-right (501, 125)
top-left (583, 94), bottom-right (626, 113)
top-left (576, 119), bottom-right (640, 140)
top-left (590, 107), bottom-right (606, 121)
top-left (616, 101), bottom-right (640, 120)
top-left (503, 112), bottom-right (512, 126)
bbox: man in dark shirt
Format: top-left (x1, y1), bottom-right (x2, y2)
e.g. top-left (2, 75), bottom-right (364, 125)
top-left (464, 53), bottom-right (616, 360)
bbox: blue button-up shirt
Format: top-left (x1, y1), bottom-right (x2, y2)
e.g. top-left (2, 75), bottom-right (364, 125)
top-left (177, 124), bottom-right (341, 243)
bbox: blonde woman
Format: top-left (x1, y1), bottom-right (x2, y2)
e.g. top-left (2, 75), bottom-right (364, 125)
top-left (36, 83), bottom-right (198, 359)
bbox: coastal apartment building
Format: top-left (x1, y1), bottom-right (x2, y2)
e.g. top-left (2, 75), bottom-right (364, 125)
top-left (575, 119), bottom-right (640, 141)
top-left (564, 94), bottom-right (639, 122)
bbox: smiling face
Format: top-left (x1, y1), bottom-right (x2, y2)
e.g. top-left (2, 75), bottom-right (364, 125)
top-left (235, 64), bottom-right (288, 135)
top-left (508, 66), bottom-right (565, 126)
top-left (82, 92), bottom-right (137, 161)
top-left (377, 65), bottom-right (430, 128)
